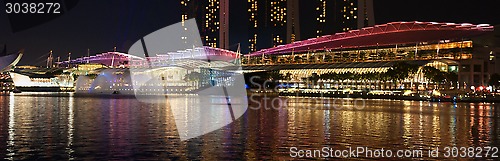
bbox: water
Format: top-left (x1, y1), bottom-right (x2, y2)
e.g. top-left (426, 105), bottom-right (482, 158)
top-left (1, 93), bottom-right (499, 160)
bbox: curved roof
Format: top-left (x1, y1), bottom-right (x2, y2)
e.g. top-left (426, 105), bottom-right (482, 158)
top-left (0, 50), bottom-right (23, 72)
top-left (155, 46), bottom-right (240, 61)
top-left (59, 51), bottom-right (144, 66)
top-left (249, 21), bottom-right (494, 56)
top-left (61, 46), bottom-right (240, 66)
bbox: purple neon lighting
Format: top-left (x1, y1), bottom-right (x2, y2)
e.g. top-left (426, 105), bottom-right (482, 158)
top-left (59, 46), bottom-right (240, 66)
top-left (249, 21), bottom-right (494, 56)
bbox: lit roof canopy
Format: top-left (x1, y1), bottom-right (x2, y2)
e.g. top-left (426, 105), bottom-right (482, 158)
top-left (59, 46), bottom-right (241, 66)
top-left (249, 21), bottom-right (494, 56)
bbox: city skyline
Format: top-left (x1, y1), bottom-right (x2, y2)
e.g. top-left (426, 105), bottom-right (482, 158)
top-left (184, 0), bottom-right (375, 52)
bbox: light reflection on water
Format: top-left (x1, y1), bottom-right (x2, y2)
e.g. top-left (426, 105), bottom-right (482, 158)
top-left (0, 94), bottom-right (499, 160)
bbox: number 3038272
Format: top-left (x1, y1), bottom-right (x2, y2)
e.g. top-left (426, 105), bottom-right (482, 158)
top-left (5, 3), bottom-right (61, 14)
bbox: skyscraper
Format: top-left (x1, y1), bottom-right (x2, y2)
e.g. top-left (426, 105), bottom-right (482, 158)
top-left (181, 0), bottom-right (229, 49)
top-left (357, 0), bottom-right (375, 29)
top-left (248, 0), bottom-right (299, 52)
top-left (336, 0), bottom-right (375, 32)
top-left (247, 0), bottom-right (374, 52)
top-left (302, 0), bottom-right (375, 38)
top-left (286, 0), bottom-right (300, 43)
top-left (182, 0), bottom-right (374, 52)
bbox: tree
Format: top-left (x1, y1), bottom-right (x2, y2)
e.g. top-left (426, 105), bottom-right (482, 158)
top-left (378, 51), bottom-right (387, 60)
top-left (267, 70), bottom-right (283, 81)
top-left (407, 51), bottom-right (415, 60)
top-left (324, 55), bottom-right (333, 63)
top-left (294, 56), bottom-right (302, 63)
top-left (359, 51), bottom-right (367, 61)
top-left (422, 66), bottom-right (445, 89)
top-left (388, 52), bottom-right (396, 60)
top-left (445, 72), bottom-right (458, 89)
top-left (342, 52), bottom-right (350, 61)
top-left (308, 73), bottom-right (320, 86)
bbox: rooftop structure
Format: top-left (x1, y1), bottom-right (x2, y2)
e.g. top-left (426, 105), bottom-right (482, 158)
top-left (0, 48), bottom-right (23, 72)
top-left (58, 46), bottom-right (241, 67)
top-left (249, 21), bottom-right (493, 56)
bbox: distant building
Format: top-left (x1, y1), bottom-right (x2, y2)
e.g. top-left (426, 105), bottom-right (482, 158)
top-left (248, 0), bottom-right (304, 52)
top-left (247, 0), bottom-right (375, 52)
top-left (181, 0), bottom-right (229, 49)
top-left (470, 24), bottom-right (500, 85)
top-left (301, 0), bottom-right (375, 38)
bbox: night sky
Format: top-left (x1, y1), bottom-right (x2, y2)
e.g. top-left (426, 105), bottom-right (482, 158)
top-left (1, 0), bottom-right (499, 65)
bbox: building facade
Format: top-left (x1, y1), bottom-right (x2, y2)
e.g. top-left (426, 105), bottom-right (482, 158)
top-left (247, 0), bottom-right (291, 52)
top-left (244, 22), bottom-right (494, 90)
top-left (181, 0), bottom-right (229, 49)
top-left (181, 0), bottom-right (375, 53)
top-left (248, 0), bottom-right (375, 52)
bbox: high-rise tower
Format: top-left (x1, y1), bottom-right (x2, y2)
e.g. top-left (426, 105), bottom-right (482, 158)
top-left (248, 0), bottom-right (300, 52)
top-left (181, 0), bottom-right (229, 49)
top-left (299, 0), bottom-right (375, 39)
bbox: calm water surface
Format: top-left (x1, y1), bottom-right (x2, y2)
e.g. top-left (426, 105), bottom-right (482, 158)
top-left (0, 93), bottom-right (499, 160)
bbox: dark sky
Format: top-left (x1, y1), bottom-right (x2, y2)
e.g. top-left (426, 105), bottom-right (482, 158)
top-left (1, 0), bottom-right (499, 65)
top-left (374, 0), bottom-right (500, 25)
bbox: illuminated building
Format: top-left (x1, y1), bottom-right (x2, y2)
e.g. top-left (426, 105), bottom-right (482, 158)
top-left (69, 47), bottom-right (241, 95)
top-left (10, 68), bottom-right (74, 92)
top-left (298, 0), bottom-right (374, 39)
top-left (248, 0), bottom-right (298, 52)
top-left (286, 0), bottom-right (300, 44)
top-left (244, 21), bottom-right (494, 89)
top-left (247, 0), bottom-right (374, 52)
top-left (337, 0), bottom-right (375, 32)
top-left (247, 0), bottom-right (259, 52)
top-left (181, 0), bottom-right (229, 49)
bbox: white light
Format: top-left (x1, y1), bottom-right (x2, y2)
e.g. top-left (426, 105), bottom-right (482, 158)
top-left (487, 86), bottom-right (493, 92)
